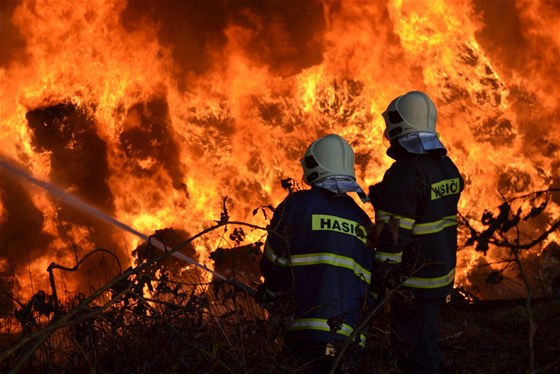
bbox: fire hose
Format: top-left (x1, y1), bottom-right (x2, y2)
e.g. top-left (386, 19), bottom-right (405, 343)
top-left (0, 157), bottom-right (256, 297)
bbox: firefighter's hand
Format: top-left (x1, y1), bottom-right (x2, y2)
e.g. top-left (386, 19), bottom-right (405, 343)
top-left (385, 271), bottom-right (401, 290)
top-left (374, 262), bottom-right (402, 290)
top-left (369, 279), bottom-right (386, 301)
top-left (255, 283), bottom-right (276, 304)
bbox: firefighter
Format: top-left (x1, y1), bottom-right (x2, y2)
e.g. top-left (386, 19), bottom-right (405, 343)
top-left (369, 91), bottom-right (464, 373)
top-left (257, 134), bottom-right (375, 373)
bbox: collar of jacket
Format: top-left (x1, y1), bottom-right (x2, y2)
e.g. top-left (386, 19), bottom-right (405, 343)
top-left (387, 132), bottom-right (447, 158)
top-left (313, 176), bottom-right (370, 203)
top-left (387, 137), bottom-right (447, 160)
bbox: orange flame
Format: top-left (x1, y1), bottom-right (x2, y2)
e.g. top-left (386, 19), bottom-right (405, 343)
top-left (0, 0), bottom-right (558, 301)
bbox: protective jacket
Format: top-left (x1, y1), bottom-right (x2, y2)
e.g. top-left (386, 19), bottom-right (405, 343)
top-left (369, 144), bottom-right (463, 299)
top-left (259, 186), bottom-right (375, 346)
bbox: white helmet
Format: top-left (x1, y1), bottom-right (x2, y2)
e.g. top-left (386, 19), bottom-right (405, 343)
top-left (300, 134), bottom-right (355, 186)
top-left (382, 91), bottom-right (437, 140)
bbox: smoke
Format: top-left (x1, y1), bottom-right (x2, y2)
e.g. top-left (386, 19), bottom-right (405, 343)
top-left (26, 103), bottom-right (114, 212)
top-left (1, 92), bottom-right (217, 300)
top-left (25, 103), bottom-right (118, 237)
top-left (472, 0), bottom-right (525, 72)
top-left (473, 0), bottom-right (560, 155)
top-left (118, 96), bottom-right (186, 190)
top-left (0, 0), bottom-right (28, 67)
top-left (119, 0), bottom-right (326, 81)
top-left (0, 168), bottom-right (52, 264)
top-left (0, 166), bottom-right (53, 305)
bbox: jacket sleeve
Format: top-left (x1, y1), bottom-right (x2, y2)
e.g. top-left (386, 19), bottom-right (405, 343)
top-left (369, 163), bottom-right (419, 275)
top-left (259, 199), bottom-right (293, 297)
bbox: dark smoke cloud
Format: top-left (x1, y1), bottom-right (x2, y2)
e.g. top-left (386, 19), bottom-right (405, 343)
top-left (473, 0), bottom-right (524, 73)
top-left (0, 168), bottom-right (53, 264)
top-left (474, 0), bottom-right (560, 81)
top-left (552, 160), bottom-right (560, 206)
top-left (472, 1), bottom-right (560, 166)
top-left (120, 0), bottom-right (228, 76)
top-left (118, 96), bottom-right (187, 191)
top-left (472, 0), bottom-right (560, 84)
top-left (26, 103), bottom-right (115, 213)
top-left (25, 103), bottom-right (123, 267)
top-left (471, 116), bottom-right (515, 147)
top-left (497, 167), bottom-right (532, 194)
top-left (506, 85), bottom-right (560, 159)
top-left (120, 0), bottom-right (325, 83)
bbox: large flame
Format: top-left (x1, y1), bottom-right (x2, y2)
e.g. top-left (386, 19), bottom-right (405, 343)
top-left (0, 0), bottom-right (559, 302)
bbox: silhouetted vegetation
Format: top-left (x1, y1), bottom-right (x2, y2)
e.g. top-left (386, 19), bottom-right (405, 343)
top-left (0, 190), bottom-right (559, 373)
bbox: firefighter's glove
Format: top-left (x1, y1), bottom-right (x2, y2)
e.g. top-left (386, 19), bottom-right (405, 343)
top-left (374, 262), bottom-right (402, 290)
top-left (255, 283), bottom-right (277, 304)
top-left (385, 270), bottom-right (402, 290)
top-left (369, 278), bottom-right (386, 301)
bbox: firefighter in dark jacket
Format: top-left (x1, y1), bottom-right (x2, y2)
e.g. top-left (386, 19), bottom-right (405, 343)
top-left (258, 134), bottom-right (375, 372)
top-left (369, 91), bottom-right (464, 373)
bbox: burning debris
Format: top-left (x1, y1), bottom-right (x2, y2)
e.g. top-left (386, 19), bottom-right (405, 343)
top-left (0, 221), bottom-right (559, 373)
top-left (1, 0), bottom-right (559, 303)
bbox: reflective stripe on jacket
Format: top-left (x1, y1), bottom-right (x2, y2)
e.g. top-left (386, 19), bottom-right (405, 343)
top-left (289, 318), bottom-right (366, 347)
top-left (263, 242), bottom-right (372, 285)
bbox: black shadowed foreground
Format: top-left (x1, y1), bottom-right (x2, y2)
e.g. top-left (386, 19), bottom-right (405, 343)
top-left (0, 192), bottom-right (559, 374)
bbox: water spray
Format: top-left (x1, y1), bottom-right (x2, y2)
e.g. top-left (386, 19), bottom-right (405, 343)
top-left (0, 157), bottom-right (256, 295)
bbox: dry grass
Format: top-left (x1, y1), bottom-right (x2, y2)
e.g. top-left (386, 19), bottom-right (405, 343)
top-left (1, 254), bottom-right (559, 374)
